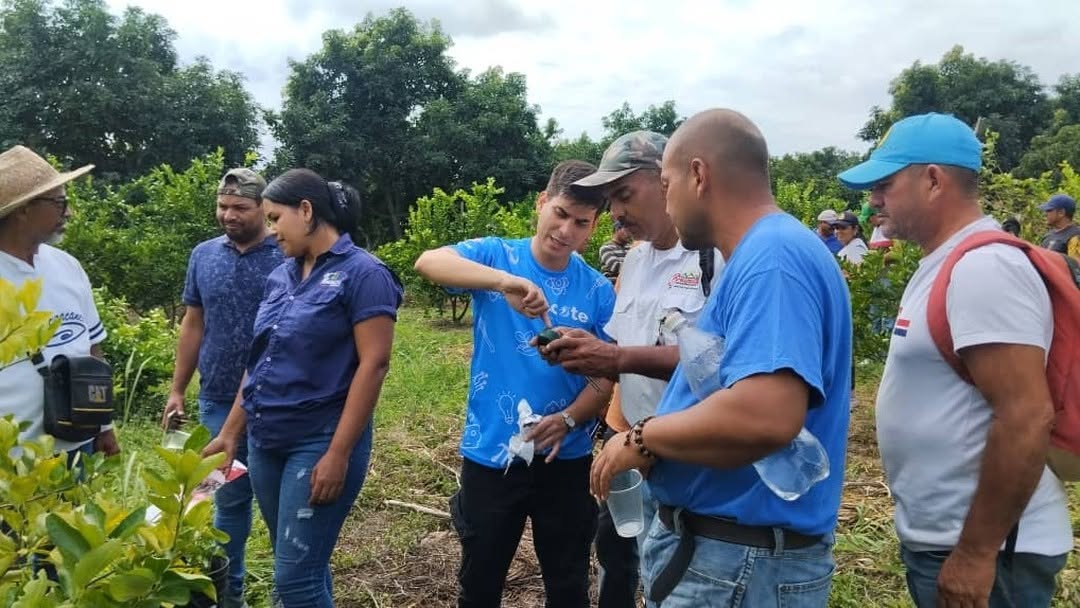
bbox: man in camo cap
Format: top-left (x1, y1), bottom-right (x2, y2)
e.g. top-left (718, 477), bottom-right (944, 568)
top-left (541, 131), bottom-right (723, 608)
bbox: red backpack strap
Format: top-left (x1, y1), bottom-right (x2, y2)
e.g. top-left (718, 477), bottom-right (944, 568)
top-left (926, 231), bottom-right (1032, 384)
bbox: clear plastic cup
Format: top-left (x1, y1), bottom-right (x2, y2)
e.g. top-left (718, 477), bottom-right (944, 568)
top-left (607, 469), bottom-right (644, 538)
top-left (162, 429), bottom-right (191, 450)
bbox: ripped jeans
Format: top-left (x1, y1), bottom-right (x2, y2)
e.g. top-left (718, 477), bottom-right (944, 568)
top-left (248, 424), bottom-right (373, 608)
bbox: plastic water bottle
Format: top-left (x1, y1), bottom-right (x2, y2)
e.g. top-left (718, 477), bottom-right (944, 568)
top-left (661, 311), bottom-right (830, 501)
top-left (753, 428), bottom-right (830, 500)
top-left (660, 311), bottom-right (726, 399)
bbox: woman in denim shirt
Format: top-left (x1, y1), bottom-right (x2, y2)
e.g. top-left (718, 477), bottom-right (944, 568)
top-left (206, 168), bottom-right (403, 607)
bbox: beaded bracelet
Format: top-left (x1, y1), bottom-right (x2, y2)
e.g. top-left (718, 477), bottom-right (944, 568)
top-left (624, 415), bottom-right (657, 460)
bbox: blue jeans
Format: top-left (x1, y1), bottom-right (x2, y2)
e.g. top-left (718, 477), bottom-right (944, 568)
top-left (901, 545), bottom-right (1067, 607)
top-left (248, 424), bottom-right (373, 608)
top-left (642, 516), bottom-right (835, 607)
top-left (200, 398), bottom-right (254, 600)
top-left (65, 440), bottom-right (94, 474)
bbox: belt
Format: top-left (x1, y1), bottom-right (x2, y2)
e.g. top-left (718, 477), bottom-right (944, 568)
top-left (648, 504), bottom-right (824, 603)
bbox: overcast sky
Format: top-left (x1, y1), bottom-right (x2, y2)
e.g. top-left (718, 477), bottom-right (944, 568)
top-left (104, 0), bottom-right (1079, 156)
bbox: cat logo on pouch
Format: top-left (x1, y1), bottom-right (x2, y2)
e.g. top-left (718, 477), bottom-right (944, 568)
top-left (87, 384), bottom-right (109, 404)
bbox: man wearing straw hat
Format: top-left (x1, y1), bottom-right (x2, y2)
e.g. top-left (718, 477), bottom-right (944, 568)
top-left (0, 144), bottom-right (119, 458)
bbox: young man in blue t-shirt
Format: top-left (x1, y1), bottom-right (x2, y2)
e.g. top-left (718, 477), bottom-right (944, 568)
top-left (591, 109), bottom-right (852, 607)
top-left (415, 160), bottom-right (616, 608)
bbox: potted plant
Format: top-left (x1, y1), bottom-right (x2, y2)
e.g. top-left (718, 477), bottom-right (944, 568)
top-left (0, 277), bottom-right (231, 606)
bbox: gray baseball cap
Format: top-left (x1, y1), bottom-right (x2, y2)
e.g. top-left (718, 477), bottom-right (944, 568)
top-left (572, 130), bottom-right (668, 189)
top-left (217, 168), bottom-right (266, 200)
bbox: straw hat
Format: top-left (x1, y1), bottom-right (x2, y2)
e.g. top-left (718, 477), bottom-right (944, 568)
top-left (0, 145), bottom-right (94, 220)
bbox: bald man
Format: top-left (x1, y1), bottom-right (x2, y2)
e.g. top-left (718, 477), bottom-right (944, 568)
top-left (590, 109), bottom-right (852, 606)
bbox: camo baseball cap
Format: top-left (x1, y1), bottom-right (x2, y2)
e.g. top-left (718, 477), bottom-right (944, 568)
top-left (217, 168), bottom-right (266, 200)
top-left (572, 130), bottom-right (667, 189)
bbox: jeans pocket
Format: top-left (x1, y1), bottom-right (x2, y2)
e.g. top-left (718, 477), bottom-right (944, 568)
top-left (666, 568), bottom-right (743, 608)
top-left (777, 567), bottom-right (834, 608)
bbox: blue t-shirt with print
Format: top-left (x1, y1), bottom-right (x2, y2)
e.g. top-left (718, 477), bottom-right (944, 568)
top-left (649, 213), bottom-right (852, 536)
top-left (451, 237), bottom-right (616, 468)
top-left (182, 235), bottom-right (283, 402)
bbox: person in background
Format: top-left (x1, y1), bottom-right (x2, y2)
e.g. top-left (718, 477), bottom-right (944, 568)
top-left (862, 202), bottom-right (893, 250)
top-left (205, 169), bottom-right (403, 608)
top-left (1038, 194), bottom-right (1080, 261)
top-left (1002, 217), bottom-right (1021, 237)
top-left (0, 145), bottom-right (119, 461)
top-left (162, 167), bottom-right (283, 607)
top-left (832, 211), bottom-right (869, 265)
top-left (815, 209), bottom-right (842, 254)
top-left (598, 222), bottom-right (633, 283)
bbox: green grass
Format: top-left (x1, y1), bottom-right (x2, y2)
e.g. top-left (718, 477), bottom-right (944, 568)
top-left (109, 308), bottom-right (1080, 607)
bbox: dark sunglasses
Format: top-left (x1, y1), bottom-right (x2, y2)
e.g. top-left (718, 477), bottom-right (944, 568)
top-left (34, 195), bottom-right (69, 213)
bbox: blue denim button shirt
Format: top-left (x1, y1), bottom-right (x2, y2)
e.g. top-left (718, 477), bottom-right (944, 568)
top-left (182, 235), bottom-right (284, 402)
top-left (242, 234), bottom-right (403, 448)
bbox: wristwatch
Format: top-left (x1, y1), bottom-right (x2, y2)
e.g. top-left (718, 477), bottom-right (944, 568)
top-left (561, 411), bottom-right (577, 431)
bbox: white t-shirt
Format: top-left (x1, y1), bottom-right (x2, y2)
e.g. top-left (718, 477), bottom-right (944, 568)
top-left (876, 216), bottom-right (1071, 555)
top-left (603, 242), bottom-right (723, 425)
top-left (837, 238), bottom-right (868, 264)
top-left (0, 245), bottom-right (107, 452)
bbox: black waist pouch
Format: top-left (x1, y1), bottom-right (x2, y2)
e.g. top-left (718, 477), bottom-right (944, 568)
top-left (34, 353), bottom-right (113, 442)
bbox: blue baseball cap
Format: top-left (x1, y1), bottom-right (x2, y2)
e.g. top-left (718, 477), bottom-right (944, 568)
top-left (1038, 194), bottom-right (1076, 214)
top-left (838, 113), bottom-right (982, 190)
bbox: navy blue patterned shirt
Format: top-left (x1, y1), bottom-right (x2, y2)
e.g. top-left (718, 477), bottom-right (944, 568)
top-left (242, 234), bottom-right (403, 449)
top-left (182, 234), bottom-right (284, 402)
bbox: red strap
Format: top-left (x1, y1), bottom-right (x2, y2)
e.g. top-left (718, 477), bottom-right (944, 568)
top-left (926, 231), bottom-right (1034, 385)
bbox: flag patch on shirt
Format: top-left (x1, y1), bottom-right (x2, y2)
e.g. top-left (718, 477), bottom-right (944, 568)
top-left (893, 317), bottom-right (911, 337)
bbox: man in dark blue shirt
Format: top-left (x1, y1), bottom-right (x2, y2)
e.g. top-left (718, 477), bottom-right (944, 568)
top-left (163, 167), bottom-right (283, 607)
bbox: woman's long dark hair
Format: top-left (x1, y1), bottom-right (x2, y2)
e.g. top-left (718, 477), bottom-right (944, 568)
top-left (262, 168), bottom-right (362, 237)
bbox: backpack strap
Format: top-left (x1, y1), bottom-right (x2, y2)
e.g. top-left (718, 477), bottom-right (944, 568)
top-left (699, 249), bottom-right (714, 298)
top-left (926, 231), bottom-right (1034, 384)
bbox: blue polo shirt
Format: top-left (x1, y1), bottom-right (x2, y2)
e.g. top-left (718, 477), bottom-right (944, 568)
top-left (821, 233), bottom-right (842, 254)
top-left (182, 235), bottom-right (283, 402)
top-left (242, 234), bottom-right (403, 449)
top-left (649, 213), bottom-right (852, 536)
top-left (450, 237), bottom-right (616, 468)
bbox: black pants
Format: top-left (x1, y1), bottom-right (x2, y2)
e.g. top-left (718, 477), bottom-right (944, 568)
top-left (595, 498), bottom-right (640, 608)
top-left (450, 456), bottom-right (598, 608)
top-left (594, 428), bottom-right (640, 608)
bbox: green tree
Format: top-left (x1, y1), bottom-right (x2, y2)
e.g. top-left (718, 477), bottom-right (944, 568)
top-left (268, 8), bottom-right (459, 242)
top-left (0, 0), bottom-right (260, 181)
top-left (859, 45), bottom-right (1050, 170)
top-left (769, 147), bottom-right (865, 209)
top-left (62, 149), bottom-right (226, 317)
top-left (550, 132), bottom-right (603, 165)
top-left (410, 67), bottom-right (553, 205)
top-left (1015, 122), bottom-right (1080, 179)
top-left (599, 100), bottom-right (683, 147)
top-left (1052, 74), bottom-right (1080, 123)
top-left (547, 100), bottom-right (684, 167)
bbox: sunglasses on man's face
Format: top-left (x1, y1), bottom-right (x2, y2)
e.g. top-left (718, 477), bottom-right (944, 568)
top-left (34, 195), bottom-right (69, 214)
